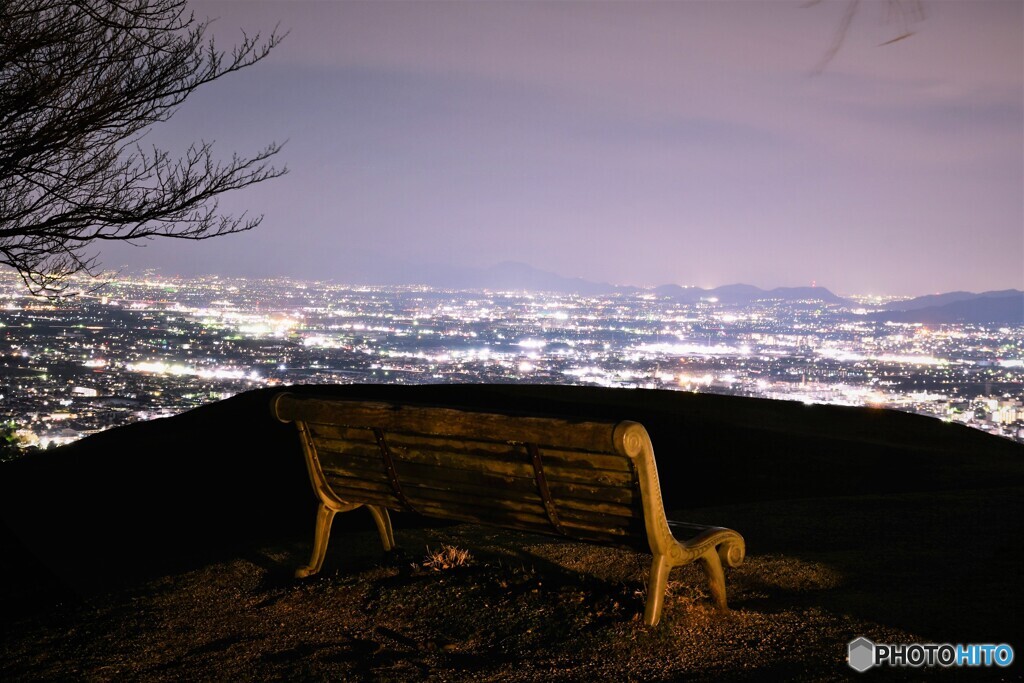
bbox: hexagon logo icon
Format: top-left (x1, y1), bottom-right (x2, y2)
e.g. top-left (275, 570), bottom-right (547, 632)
top-left (848, 637), bottom-right (876, 672)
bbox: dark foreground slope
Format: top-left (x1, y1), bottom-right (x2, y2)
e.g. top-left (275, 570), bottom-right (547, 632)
top-left (1, 385), bottom-right (1022, 680)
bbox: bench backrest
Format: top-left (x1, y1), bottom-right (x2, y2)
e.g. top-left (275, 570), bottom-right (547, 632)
top-left (273, 394), bottom-right (678, 555)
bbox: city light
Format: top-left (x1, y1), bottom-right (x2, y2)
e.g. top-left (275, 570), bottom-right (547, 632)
top-left (0, 270), bottom-right (1021, 447)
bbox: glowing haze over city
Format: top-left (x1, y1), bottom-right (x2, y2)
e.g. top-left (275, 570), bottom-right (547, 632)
top-left (92, 0), bottom-right (1022, 296)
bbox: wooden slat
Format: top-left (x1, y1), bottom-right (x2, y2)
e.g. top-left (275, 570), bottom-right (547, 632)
top-left (314, 437), bottom-right (635, 488)
top-left (402, 505), bottom-right (648, 551)
top-left (404, 465), bottom-right (638, 513)
top-left (317, 444), bottom-right (639, 506)
top-left (317, 443), bottom-right (628, 495)
top-left (533, 446), bottom-right (633, 473)
top-left (314, 434), bottom-right (527, 465)
top-left (321, 467), bottom-right (391, 492)
top-left (385, 433), bottom-right (633, 473)
top-left (411, 499), bottom-right (552, 528)
top-left (307, 423), bottom-right (378, 443)
top-left (311, 433), bottom-right (633, 474)
top-left (390, 465), bottom-right (640, 518)
top-left (276, 396), bottom-right (621, 454)
top-left (324, 474), bottom-right (394, 496)
top-left (321, 466), bottom-right (640, 528)
top-left (315, 444), bottom-right (643, 518)
top-left (409, 506), bottom-right (556, 537)
top-left (403, 485), bottom-right (636, 528)
top-left (319, 452), bottom-right (386, 476)
top-left (321, 463), bottom-right (640, 517)
top-left (547, 480), bottom-right (639, 506)
top-left (558, 509), bottom-right (645, 535)
top-left (321, 481), bottom-right (399, 508)
top-left (321, 483), bottom-right (649, 550)
top-left (408, 499), bottom-right (641, 540)
top-left (403, 486), bottom-right (546, 517)
top-left (322, 473), bottom-right (642, 538)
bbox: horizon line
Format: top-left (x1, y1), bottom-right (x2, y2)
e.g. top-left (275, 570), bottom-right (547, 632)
top-left (4, 265), bottom-right (1020, 302)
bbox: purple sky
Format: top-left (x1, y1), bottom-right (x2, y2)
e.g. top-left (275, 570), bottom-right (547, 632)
top-left (98, 0), bottom-right (1023, 296)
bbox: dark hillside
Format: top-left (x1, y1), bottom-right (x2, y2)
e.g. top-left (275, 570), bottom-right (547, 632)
top-left (2, 385), bottom-right (1020, 595)
top-left (870, 292), bottom-right (1024, 324)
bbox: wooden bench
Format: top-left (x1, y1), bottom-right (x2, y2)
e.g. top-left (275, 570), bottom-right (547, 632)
top-left (272, 393), bottom-right (745, 626)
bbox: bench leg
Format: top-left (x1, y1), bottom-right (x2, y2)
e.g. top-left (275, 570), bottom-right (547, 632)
top-left (367, 505), bottom-right (395, 552)
top-left (699, 547), bottom-right (728, 611)
top-left (644, 554), bottom-right (670, 626)
top-left (296, 503), bottom-right (336, 578)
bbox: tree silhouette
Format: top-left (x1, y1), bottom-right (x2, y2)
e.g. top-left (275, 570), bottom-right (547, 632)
top-left (0, 0), bottom-right (287, 294)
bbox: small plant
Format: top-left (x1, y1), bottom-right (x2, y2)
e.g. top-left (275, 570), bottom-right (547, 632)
top-left (0, 421), bottom-right (37, 462)
top-left (421, 544), bottom-right (472, 572)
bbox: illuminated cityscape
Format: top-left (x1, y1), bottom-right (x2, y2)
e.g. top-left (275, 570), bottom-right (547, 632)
top-left (1, 270), bottom-right (1021, 449)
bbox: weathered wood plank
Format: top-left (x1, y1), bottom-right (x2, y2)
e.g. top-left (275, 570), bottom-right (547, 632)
top-left (408, 505), bottom-right (556, 536)
top-left (402, 505), bottom-right (648, 551)
top-left (277, 396), bottom-right (621, 454)
top-left (323, 474), bottom-right (394, 496)
top-left (307, 423), bottom-right (377, 443)
top-left (321, 471), bottom-right (642, 536)
top-left (546, 480), bottom-right (639, 506)
top-left (403, 485), bottom-right (638, 527)
top-left (388, 461), bottom-right (640, 510)
top-left (321, 467), bottom-right (640, 527)
top-left (538, 447), bottom-right (633, 473)
top-left (313, 437), bottom-right (635, 487)
top-left (321, 481), bottom-right (399, 508)
top-left (407, 499), bottom-right (641, 540)
top-left (385, 434), bottom-right (634, 473)
top-left (321, 456), bottom-right (638, 508)
top-left (317, 446), bottom-right (639, 506)
top-left (319, 451), bottom-right (386, 476)
top-left (311, 433), bottom-right (634, 474)
top-left (392, 468), bottom-right (641, 518)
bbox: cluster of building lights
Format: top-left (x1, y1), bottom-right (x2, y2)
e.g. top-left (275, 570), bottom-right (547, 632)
top-left (0, 271), bottom-right (1021, 449)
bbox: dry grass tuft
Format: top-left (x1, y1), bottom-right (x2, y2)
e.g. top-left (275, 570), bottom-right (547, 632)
top-left (420, 544), bottom-right (473, 572)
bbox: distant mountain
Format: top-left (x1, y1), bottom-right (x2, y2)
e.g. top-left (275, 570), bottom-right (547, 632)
top-left (333, 259), bottom-right (629, 295)
top-left (871, 291), bottom-right (1024, 325)
top-left (324, 256), bottom-right (849, 300)
top-left (766, 286), bottom-right (847, 305)
top-left (653, 282), bottom-right (848, 305)
top-left (652, 283), bottom-right (696, 299)
top-left (452, 261), bottom-right (635, 296)
top-left (712, 283), bottom-right (764, 301)
top-left (882, 289), bottom-right (1023, 312)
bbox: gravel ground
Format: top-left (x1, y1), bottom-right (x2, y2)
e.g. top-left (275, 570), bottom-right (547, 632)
top-left (4, 488), bottom-right (1020, 681)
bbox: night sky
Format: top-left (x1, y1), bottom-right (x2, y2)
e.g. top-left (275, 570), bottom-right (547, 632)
top-left (97, 0), bottom-right (1023, 296)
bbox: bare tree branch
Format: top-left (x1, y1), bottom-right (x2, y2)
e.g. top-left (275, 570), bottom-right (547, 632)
top-left (0, 0), bottom-right (288, 296)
